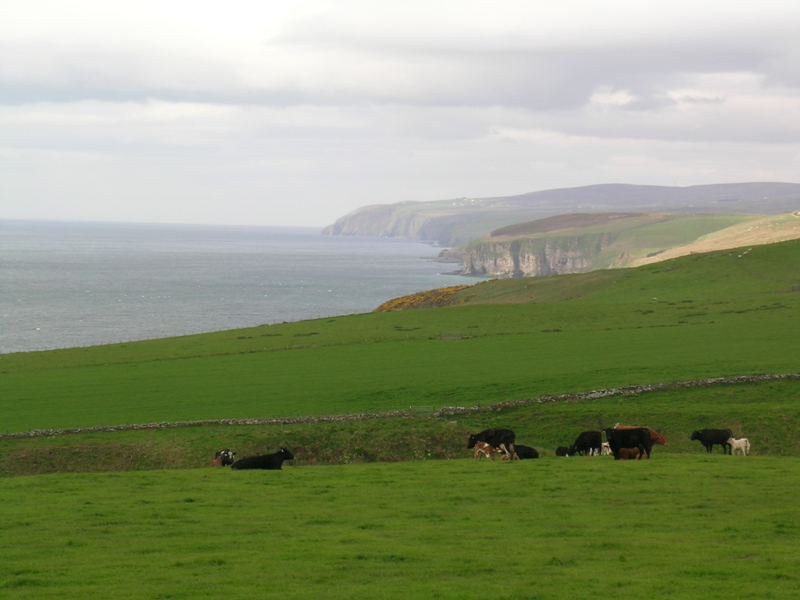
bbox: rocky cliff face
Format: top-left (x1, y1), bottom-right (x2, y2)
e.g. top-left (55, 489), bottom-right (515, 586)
top-left (455, 234), bottom-right (613, 277)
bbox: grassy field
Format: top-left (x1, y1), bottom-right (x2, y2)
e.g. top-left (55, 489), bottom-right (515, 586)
top-left (2, 240), bottom-right (799, 433)
top-left (1, 457), bottom-right (798, 599)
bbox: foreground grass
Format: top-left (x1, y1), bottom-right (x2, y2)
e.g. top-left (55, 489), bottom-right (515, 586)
top-left (1, 457), bottom-right (798, 599)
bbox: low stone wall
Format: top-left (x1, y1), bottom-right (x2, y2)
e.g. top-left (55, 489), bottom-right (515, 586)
top-left (3, 373), bottom-right (797, 440)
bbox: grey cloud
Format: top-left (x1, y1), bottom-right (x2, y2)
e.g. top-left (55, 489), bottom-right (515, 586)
top-left (3, 25), bottom-right (795, 114)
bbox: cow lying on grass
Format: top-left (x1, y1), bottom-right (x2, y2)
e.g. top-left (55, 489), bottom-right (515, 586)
top-left (467, 428), bottom-right (515, 460)
top-left (728, 437), bottom-right (751, 456)
top-left (555, 446), bottom-right (570, 457)
top-left (211, 449), bottom-right (236, 467)
top-left (510, 444), bottom-right (539, 459)
top-left (231, 447), bottom-right (294, 470)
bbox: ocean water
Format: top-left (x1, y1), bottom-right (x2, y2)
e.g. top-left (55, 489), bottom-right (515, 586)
top-left (0, 220), bottom-right (460, 353)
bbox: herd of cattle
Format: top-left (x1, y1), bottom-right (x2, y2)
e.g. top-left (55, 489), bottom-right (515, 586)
top-left (208, 426), bottom-right (750, 469)
top-left (466, 426), bottom-right (751, 461)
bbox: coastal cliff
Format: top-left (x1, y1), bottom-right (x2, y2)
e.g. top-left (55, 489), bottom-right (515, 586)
top-left (322, 182), bottom-right (800, 247)
top-left (452, 232), bottom-right (615, 277)
top-left (440, 211), bottom-right (798, 278)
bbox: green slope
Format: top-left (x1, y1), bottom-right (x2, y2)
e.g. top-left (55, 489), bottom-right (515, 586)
top-left (1, 239), bottom-right (799, 434)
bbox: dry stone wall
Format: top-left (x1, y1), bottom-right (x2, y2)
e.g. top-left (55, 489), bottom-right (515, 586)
top-left (3, 373), bottom-right (797, 440)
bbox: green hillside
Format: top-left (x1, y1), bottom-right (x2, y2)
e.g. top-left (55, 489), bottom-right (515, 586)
top-left (2, 239), bottom-right (799, 437)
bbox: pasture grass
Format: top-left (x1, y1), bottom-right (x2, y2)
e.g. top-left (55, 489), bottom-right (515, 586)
top-left (1, 239), bottom-right (798, 433)
top-left (1, 457), bottom-right (798, 599)
top-left (2, 377), bottom-right (799, 477)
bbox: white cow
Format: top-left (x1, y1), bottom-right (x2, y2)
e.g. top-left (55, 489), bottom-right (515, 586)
top-left (600, 442), bottom-right (612, 456)
top-left (728, 437), bottom-right (751, 456)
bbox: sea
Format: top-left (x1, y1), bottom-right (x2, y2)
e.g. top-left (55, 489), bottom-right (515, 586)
top-left (0, 220), bottom-right (462, 354)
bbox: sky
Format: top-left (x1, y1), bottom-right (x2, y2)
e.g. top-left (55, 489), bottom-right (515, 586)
top-left (2, 0), bottom-right (799, 228)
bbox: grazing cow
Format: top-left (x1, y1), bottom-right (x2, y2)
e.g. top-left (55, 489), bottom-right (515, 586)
top-left (690, 429), bottom-right (733, 454)
top-left (604, 427), bottom-right (652, 460)
top-left (231, 446), bottom-right (294, 470)
top-left (467, 428), bottom-right (516, 460)
top-left (473, 441), bottom-right (501, 461)
top-left (615, 425), bottom-right (668, 446)
top-left (728, 437), bottom-right (751, 456)
top-left (600, 442), bottom-right (612, 456)
top-left (512, 444), bottom-right (539, 459)
top-left (555, 446), bottom-right (571, 457)
top-left (569, 431), bottom-right (602, 456)
top-left (211, 449), bottom-right (236, 467)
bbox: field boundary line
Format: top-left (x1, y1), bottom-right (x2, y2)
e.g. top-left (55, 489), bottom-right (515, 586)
top-left (3, 373), bottom-right (798, 440)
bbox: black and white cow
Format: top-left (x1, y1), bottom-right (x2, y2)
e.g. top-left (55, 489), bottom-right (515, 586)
top-left (569, 431), bottom-right (602, 456)
top-left (231, 447), bottom-right (295, 470)
top-left (211, 449), bottom-right (236, 467)
top-left (467, 428), bottom-right (516, 460)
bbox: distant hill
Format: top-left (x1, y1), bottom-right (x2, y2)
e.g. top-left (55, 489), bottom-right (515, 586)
top-left (322, 182), bottom-right (800, 246)
top-left (445, 212), bottom-right (800, 278)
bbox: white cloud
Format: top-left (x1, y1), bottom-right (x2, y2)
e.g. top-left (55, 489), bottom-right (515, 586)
top-left (1, 0), bottom-right (799, 226)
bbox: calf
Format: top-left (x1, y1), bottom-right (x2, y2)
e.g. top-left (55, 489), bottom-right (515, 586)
top-left (569, 431), bottom-right (602, 456)
top-left (555, 446), bottom-right (571, 457)
top-left (467, 428), bottom-right (516, 460)
top-left (728, 437), bottom-right (751, 456)
top-left (231, 446), bottom-right (294, 470)
top-left (211, 449), bottom-right (236, 467)
top-left (473, 441), bottom-right (501, 460)
top-left (604, 427), bottom-right (652, 460)
top-left (600, 442), bottom-right (612, 456)
top-left (690, 429), bottom-right (733, 454)
top-left (617, 447), bottom-right (641, 460)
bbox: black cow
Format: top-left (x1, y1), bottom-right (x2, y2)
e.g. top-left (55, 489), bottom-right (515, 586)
top-left (513, 444), bottom-right (539, 459)
top-left (467, 428), bottom-right (515, 459)
top-left (555, 446), bottom-right (571, 457)
top-left (690, 429), bottom-right (733, 454)
top-left (231, 446), bottom-right (295, 470)
top-left (569, 431), bottom-right (602, 456)
top-left (604, 427), bottom-right (652, 460)
top-left (212, 449), bottom-right (236, 467)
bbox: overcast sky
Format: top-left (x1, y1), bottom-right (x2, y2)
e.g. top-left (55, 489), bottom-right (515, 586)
top-left (2, 0), bottom-right (799, 227)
